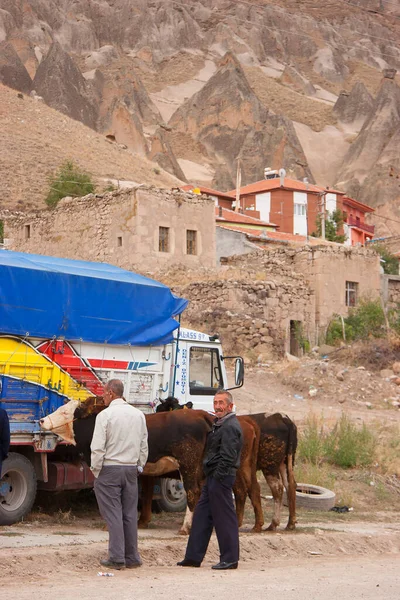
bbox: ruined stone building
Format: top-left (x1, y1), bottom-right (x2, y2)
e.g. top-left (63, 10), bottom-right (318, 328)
top-left (3, 187), bottom-right (216, 272)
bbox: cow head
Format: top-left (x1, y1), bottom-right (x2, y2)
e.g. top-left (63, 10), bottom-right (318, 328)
top-left (155, 397), bottom-right (193, 412)
top-left (74, 396), bottom-right (105, 419)
top-left (40, 399), bottom-right (80, 445)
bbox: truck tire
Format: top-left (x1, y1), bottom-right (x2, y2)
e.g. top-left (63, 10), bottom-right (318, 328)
top-left (0, 453), bottom-right (37, 525)
top-left (156, 478), bottom-right (187, 513)
top-left (284, 482), bottom-right (336, 511)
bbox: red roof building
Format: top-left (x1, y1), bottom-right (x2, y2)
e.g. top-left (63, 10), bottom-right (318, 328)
top-left (222, 176), bottom-right (375, 246)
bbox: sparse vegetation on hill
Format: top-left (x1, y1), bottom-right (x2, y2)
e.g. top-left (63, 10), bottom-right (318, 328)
top-left (326, 299), bottom-right (386, 344)
top-left (45, 161), bottom-right (95, 208)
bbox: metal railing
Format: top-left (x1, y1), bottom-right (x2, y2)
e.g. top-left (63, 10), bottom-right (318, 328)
top-left (346, 216), bottom-right (375, 234)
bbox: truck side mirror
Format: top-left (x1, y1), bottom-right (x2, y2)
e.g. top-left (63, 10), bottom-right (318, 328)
top-left (235, 357), bottom-right (244, 388)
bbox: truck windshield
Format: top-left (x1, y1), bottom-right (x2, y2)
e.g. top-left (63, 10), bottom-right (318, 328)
top-left (189, 347), bottom-right (223, 395)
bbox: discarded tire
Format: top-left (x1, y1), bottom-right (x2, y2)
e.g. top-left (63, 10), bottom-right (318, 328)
top-left (284, 483), bottom-right (336, 511)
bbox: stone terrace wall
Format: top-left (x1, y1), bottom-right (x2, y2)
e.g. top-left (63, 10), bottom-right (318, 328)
top-left (4, 186), bottom-right (216, 272)
top-left (171, 256), bottom-right (315, 360)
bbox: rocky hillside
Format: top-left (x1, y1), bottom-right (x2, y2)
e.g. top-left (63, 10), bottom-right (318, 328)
top-left (0, 83), bottom-right (180, 211)
top-left (1, 0), bottom-right (400, 226)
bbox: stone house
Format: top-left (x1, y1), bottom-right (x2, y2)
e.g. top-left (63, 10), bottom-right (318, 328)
top-left (181, 245), bottom-right (381, 357)
top-left (3, 186), bottom-right (216, 272)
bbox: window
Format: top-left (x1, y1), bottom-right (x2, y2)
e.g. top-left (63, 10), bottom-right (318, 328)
top-left (117, 236), bottom-right (122, 247)
top-left (345, 281), bottom-right (358, 307)
top-left (159, 226), bottom-right (169, 252)
top-left (186, 230), bottom-right (197, 255)
top-left (294, 203), bottom-right (306, 216)
top-left (189, 347), bottom-right (222, 395)
top-left (24, 224), bottom-right (31, 239)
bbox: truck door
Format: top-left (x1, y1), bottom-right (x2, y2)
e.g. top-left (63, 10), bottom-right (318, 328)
top-left (187, 345), bottom-right (224, 411)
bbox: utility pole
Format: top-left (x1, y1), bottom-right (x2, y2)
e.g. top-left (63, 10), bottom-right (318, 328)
top-left (235, 158), bottom-right (241, 213)
top-left (320, 192), bottom-right (326, 240)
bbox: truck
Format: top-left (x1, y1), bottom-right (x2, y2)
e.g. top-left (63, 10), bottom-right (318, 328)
top-left (0, 250), bottom-right (243, 525)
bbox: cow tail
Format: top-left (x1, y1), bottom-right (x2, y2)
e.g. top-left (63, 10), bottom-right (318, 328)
top-left (283, 416), bottom-right (298, 530)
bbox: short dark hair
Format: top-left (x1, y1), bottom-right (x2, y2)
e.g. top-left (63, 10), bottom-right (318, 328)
top-left (106, 379), bottom-right (124, 398)
top-left (214, 389), bottom-right (233, 404)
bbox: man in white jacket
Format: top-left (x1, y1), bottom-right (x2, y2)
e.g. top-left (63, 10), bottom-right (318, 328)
top-left (91, 378), bottom-right (148, 570)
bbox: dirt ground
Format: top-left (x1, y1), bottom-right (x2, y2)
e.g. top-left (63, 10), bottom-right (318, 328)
top-left (1, 358), bottom-right (400, 598)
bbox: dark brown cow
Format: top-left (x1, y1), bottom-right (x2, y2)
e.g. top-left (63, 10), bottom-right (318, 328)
top-left (248, 413), bottom-right (297, 531)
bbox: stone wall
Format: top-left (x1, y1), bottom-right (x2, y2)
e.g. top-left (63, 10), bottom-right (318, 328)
top-left (382, 274), bottom-right (400, 310)
top-left (3, 186), bottom-right (216, 272)
top-left (291, 245), bottom-right (381, 337)
top-left (170, 244), bottom-right (381, 357)
top-left (171, 256), bottom-right (315, 360)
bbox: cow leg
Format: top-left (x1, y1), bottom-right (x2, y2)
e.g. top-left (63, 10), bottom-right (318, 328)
top-left (247, 473), bottom-right (264, 533)
top-left (181, 505), bottom-right (193, 534)
top-left (284, 454), bottom-right (297, 531)
top-left (178, 468), bottom-right (203, 535)
top-left (233, 473), bottom-right (247, 528)
top-left (264, 472), bottom-right (283, 531)
top-left (138, 475), bottom-right (153, 528)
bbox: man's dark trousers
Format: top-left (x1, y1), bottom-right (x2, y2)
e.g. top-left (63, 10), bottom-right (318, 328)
top-left (184, 475), bottom-right (239, 564)
top-left (94, 465), bottom-right (140, 565)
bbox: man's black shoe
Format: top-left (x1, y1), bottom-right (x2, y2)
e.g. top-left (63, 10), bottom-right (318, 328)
top-left (126, 561), bottom-right (142, 569)
top-left (211, 561), bottom-right (238, 570)
top-left (100, 558), bottom-right (126, 570)
top-left (177, 559), bottom-right (201, 567)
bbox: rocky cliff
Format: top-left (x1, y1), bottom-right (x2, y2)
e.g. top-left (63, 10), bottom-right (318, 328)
top-left (1, 0), bottom-right (400, 222)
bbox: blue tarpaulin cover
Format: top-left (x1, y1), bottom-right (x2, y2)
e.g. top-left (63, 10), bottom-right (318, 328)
top-left (0, 250), bottom-right (188, 345)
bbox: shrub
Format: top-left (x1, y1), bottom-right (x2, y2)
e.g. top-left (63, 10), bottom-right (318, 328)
top-left (298, 414), bottom-right (326, 465)
top-left (324, 414), bottom-right (375, 468)
top-left (371, 244), bottom-right (399, 275)
top-left (45, 161), bottom-right (95, 208)
top-left (0, 219), bottom-right (3, 244)
top-left (346, 299), bottom-right (385, 340)
top-left (298, 413), bottom-right (376, 470)
top-left (325, 317), bottom-right (354, 345)
top-left (326, 299), bottom-right (386, 345)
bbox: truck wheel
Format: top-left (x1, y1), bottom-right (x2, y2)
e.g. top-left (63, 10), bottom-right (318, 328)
top-left (0, 453), bottom-right (37, 525)
top-left (156, 478), bottom-right (187, 513)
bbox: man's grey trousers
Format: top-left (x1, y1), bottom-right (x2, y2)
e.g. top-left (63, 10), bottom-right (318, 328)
top-left (94, 465), bottom-right (141, 565)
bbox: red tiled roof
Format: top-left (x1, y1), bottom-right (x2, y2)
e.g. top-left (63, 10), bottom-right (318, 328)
top-left (226, 177), bottom-right (322, 197)
top-left (313, 185), bottom-right (346, 195)
top-left (180, 184), bottom-right (234, 200)
top-left (215, 206), bottom-right (277, 227)
top-left (342, 195), bottom-right (375, 213)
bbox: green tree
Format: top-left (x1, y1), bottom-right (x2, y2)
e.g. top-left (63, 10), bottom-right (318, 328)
top-left (45, 161), bottom-right (95, 208)
top-left (371, 244), bottom-right (399, 275)
top-left (313, 209), bottom-right (346, 243)
top-left (0, 220), bottom-right (4, 244)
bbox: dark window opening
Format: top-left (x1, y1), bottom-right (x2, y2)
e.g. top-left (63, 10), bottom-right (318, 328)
top-left (186, 230), bottom-right (197, 255)
top-left (117, 236), bottom-right (122, 247)
top-left (189, 346), bottom-right (222, 395)
top-left (159, 227), bottom-right (169, 253)
top-left (24, 224), bottom-right (31, 239)
top-left (345, 281), bottom-right (358, 307)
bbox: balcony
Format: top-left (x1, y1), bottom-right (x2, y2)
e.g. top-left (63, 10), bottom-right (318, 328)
top-left (346, 216), bottom-right (375, 235)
